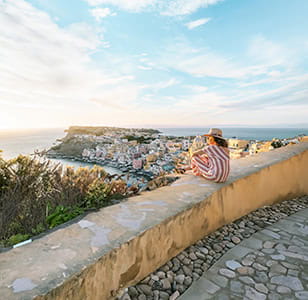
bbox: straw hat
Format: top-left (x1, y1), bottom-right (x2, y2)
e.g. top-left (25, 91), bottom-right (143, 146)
top-left (203, 128), bottom-right (226, 140)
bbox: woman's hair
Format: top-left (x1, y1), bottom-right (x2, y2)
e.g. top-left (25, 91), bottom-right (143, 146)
top-left (213, 136), bottom-right (228, 148)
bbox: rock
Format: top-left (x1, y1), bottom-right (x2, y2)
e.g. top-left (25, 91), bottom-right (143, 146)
top-left (128, 287), bottom-right (139, 298)
top-left (219, 268), bottom-right (236, 278)
top-left (230, 280), bottom-right (243, 293)
top-left (231, 236), bottom-right (241, 244)
top-left (159, 291), bottom-right (170, 300)
top-left (148, 279), bottom-right (155, 287)
top-left (189, 252), bottom-right (197, 260)
top-left (245, 286), bottom-right (266, 300)
top-left (152, 281), bottom-right (162, 290)
top-left (226, 242), bottom-right (236, 248)
top-left (172, 264), bottom-right (180, 272)
top-left (160, 265), bottom-right (170, 272)
top-left (268, 292), bottom-right (281, 300)
top-left (167, 261), bottom-right (173, 268)
top-left (270, 254), bottom-right (286, 261)
top-left (225, 260), bottom-right (242, 270)
top-left (161, 278), bottom-right (171, 290)
top-left (183, 265), bottom-right (193, 276)
top-left (195, 251), bottom-right (206, 260)
top-left (242, 257), bottom-right (254, 266)
top-left (263, 241), bottom-right (276, 248)
top-left (120, 293), bottom-right (131, 300)
top-left (236, 266), bottom-right (255, 276)
top-left (270, 263), bottom-right (287, 275)
top-left (295, 291), bottom-right (308, 299)
top-left (177, 254), bottom-right (185, 261)
top-left (239, 221), bottom-right (246, 228)
top-left (151, 275), bottom-right (159, 281)
top-left (172, 257), bottom-right (180, 265)
top-left (266, 260), bottom-right (277, 267)
top-left (252, 263), bottom-right (268, 271)
top-left (288, 245), bottom-right (305, 254)
top-left (182, 258), bottom-right (190, 265)
top-left (214, 275), bottom-right (228, 288)
top-left (157, 271), bottom-right (166, 279)
top-left (271, 275), bottom-right (304, 291)
top-left (213, 244), bottom-right (223, 252)
top-left (170, 291), bottom-right (180, 300)
top-left (288, 269), bottom-right (299, 277)
top-left (192, 272), bottom-right (200, 280)
top-left (275, 244), bottom-right (287, 251)
top-left (239, 276), bottom-right (255, 285)
top-left (255, 283), bottom-right (268, 294)
top-left (262, 248), bottom-right (275, 254)
top-left (276, 286), bottom-right (291, 294)
top-left (176, 284), bottom-right (186, 293)
top-left (183, 276), bottom-right (193, 286)
top-left (201, 263), bottom-right (209, 271)
top-left (255, 272), bottom-right (269, 283)
top-left (194, 268), bottom-right (203, 276)
top-left (166, 271), bottom-right (175, 279)
top-left (256, 250), bottom-right (265, 257)
top-left (266, 284), bottom-right (276, 291)
top-left (281, 262), bottom-right (299, 270)
top-left (153, 290), bottom-right (159, 300)
top-left (175, 274), bottom-right (185, 285)
top-left (136, 284), bottom-right (152, 296)
top-left (138, 294), bottom-right (146, 300)
top-left (199, 247), bottom-right (209, 255)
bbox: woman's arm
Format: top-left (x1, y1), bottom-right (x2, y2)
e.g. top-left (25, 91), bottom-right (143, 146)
top-left (191, 149), bottom-right (206, 156)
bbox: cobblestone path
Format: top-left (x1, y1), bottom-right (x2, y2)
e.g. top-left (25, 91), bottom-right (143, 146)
top-left (179, 208), bottom-right (308, 299)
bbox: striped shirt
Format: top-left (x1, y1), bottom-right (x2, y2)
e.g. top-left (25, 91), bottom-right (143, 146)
top-left (191, 145), bottom-right (230, 183)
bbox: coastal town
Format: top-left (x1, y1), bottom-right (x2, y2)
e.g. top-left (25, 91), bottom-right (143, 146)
top-left (47, 126), bottom-right (308, 190)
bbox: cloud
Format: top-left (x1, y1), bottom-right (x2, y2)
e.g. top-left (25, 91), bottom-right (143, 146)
top-left (161, 0), bottom-right (222, 16)
top-left (89, 7), bottom-right (116, 21)
top-left (85, 0), bottom-right (156, 12)
top-left (0, 0), bottom-right (142, 128)
top-left (89, 84), bottom-right (141, 109)
top-left (248, 35), bottom-right (293, 67)
top-left (150, 78), bottom-right (179, 90)
top-left (138, 65), bottom-right (152, 70)
top-left (85, 0), bottom-right (222, 15)
top-left (220, 74), bottom-right (308, 110)
top-left (162, 46), bottom-right (258, 79)
top-left (159, 36), bottom-right (301, 80)
top-left (185, 18), bottom-right (211, 29)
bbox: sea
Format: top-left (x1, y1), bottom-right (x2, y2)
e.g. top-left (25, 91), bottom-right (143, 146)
top-left (0, 127), bottom-right (307, 171)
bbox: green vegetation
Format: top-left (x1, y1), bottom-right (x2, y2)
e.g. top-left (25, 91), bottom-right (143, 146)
top-left (123, 135), bottom-right (154, 144)
top-left (49, 136), bottom-right (97, 157)
top-left (0, 154), bottom-right (133, 247)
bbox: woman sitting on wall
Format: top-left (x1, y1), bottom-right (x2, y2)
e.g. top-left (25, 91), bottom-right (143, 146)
top-left (184, 128), bottom-right (230, 183)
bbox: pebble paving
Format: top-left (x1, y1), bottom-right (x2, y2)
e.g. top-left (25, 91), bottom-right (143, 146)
top-left (179, 206), bottom-right (308, 300)
top-left (119, 196), bottom-right (308, 300)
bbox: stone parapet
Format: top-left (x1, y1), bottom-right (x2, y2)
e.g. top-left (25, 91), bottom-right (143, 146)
top-left (1, 143), bottom-right (308, 300)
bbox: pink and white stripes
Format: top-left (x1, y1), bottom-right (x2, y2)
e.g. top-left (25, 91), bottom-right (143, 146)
top-left (191, 145), bottom-right (230, 183)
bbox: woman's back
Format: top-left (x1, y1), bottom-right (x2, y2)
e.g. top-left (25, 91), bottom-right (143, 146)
top-left (191, 144), bottom-right (230, 183)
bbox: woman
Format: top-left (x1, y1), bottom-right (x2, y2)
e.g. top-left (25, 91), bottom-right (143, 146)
top-left (190, 128), bottom-right (230, 183)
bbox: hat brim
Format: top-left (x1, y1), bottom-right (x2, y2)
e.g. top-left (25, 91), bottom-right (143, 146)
top-left (203, 134), bottom-right (226, 140)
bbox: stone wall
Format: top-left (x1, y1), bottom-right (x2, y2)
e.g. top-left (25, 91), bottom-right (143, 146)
top-left (0, 143), bottom-right (307, 300)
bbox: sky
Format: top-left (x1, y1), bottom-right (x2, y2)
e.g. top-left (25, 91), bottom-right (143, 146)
top-left (0, 0), bottom-right (308, 129)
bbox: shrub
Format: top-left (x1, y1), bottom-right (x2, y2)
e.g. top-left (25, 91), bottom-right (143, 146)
top-left (7, 234), bottom-right (31, 247)
top-left (0, 155), bottom-right (130, 246)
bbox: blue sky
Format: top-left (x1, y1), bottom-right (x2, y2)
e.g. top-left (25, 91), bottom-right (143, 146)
top-left (0, 0), bottom-right (307, 129)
